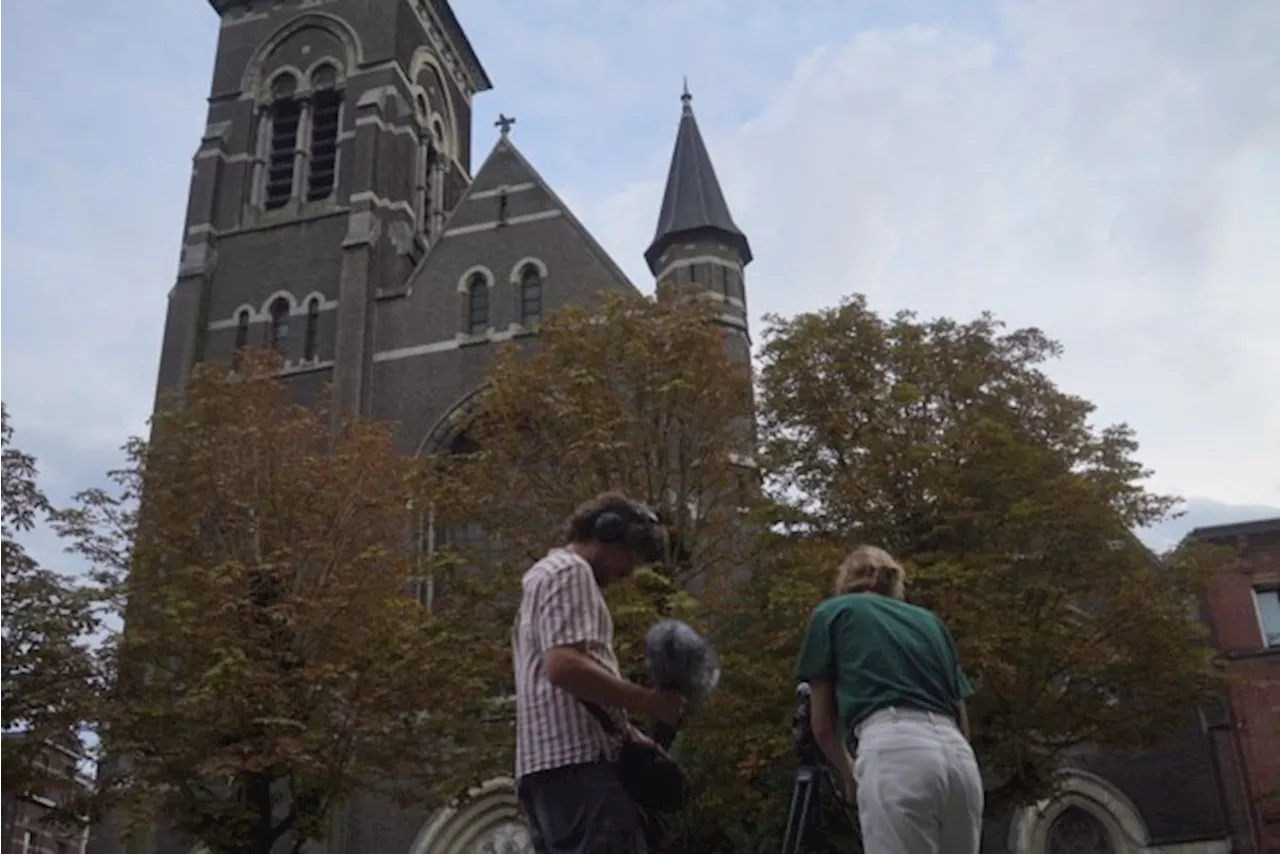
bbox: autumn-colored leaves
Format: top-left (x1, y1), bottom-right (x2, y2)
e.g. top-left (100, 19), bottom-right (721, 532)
top-left (2, 288), bottom-right (1223, 853)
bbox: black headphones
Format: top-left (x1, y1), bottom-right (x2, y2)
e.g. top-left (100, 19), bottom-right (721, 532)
top-left (592, 501), bottom-right (661, 545)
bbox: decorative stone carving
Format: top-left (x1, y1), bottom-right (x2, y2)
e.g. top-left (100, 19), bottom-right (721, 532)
top-left (408, 777), bottom-right (531, 854)
top-left (466, 820), bottom-right (533, 854)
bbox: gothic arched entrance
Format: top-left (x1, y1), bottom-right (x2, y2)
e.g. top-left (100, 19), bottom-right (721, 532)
top-left (408, 778), bottom-right (532, 854)
top-left (1047, 806), bottom-right (1116, 854)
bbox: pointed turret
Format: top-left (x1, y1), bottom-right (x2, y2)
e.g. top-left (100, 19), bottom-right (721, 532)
top-left (645, 84), bottom-right (752, 355)
top-left (645, 83), bottom-right (752, 274)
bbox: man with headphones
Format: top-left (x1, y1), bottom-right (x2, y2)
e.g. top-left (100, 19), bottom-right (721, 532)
top-left (513, 491), bottom-right (686, 854)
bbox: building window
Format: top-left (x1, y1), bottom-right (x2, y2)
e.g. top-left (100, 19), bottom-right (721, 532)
top-left (1047, 806), bottom-right (1115, 853)
top-left (303, 298), bottom-right (320, 360)
top-left (268, 297), bottom-right (290, 354)
top-left (467, 275), bottom-right (489, 334)
top-left (418, 139), bottom-right (438, 234)
top-left (412, 95), bottom-right (446, 239)
top-left (306, 66), bottom-right (342, 202)
top-left (234, 309), bottom-right (250, 351)
top-left (1255, 587), bottom-right (1280, 648)
top-left (264, 74), bottom-right (301, 210)
top-left (520, 264), bottom-right (542, 325)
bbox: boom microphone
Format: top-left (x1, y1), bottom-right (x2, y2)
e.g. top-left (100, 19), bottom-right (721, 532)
top-left (644, 619), bottom-right (720, 747)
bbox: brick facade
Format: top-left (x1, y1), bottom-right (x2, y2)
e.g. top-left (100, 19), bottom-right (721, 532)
top-left (1195, 517), bottom-right (1280, 853)
top-left (1, 737), bottom-right (91, 854)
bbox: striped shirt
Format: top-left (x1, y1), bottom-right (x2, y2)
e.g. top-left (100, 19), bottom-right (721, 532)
top-left (513, 547), bottom-right (622, 780)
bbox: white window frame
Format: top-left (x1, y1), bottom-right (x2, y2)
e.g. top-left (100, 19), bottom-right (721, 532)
top-left (1252, 586), bottom-right (1280, 649)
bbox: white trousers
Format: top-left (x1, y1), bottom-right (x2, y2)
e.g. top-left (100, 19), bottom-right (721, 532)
top-left (852, 707), bottom-right (984, 854)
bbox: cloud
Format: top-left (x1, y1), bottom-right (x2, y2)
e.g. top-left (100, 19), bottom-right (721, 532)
top-left (1138, 498), bottom-right (1280, 553)
top-left (1, 0), bottom-right (1276, 568)
top-left (567, 0), bottom-right (1280, 508)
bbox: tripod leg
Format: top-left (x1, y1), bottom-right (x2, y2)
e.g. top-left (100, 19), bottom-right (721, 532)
top-left (780, 767), bottom-right (817, 854)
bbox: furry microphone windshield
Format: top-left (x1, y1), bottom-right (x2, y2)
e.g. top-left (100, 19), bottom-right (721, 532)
top-left (645, 619), bottom-right (721, 707)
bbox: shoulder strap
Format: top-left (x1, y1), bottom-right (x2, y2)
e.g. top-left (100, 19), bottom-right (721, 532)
top-left (581, 700), bottom-right (625, 737)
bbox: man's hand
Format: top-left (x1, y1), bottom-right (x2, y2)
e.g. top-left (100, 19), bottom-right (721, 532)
top-left (640, 687), bottom-right (686, 726)
top-left (627, 723), bottom-right (655, 747)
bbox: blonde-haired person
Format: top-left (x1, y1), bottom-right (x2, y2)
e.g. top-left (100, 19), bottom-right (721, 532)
top-left (795, 546), bottom-right (983, 853)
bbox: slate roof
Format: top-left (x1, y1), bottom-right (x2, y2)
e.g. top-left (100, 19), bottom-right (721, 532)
top-left (645, 86), bottom-right (752, 271)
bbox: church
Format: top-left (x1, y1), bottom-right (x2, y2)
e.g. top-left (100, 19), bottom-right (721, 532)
top-left (109, 1), bottom-right (1242, 852)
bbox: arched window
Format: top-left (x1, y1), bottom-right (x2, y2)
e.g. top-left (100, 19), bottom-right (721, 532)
top-left (306, 64), bottom-right (341, 202)
top-left (234, 309), bottom-right (250, 351)
top-left (303, 298), bottom-right (320, 360)
top-left (264, 73), bottom-right (301, 210)
top-left (1048, 807), bottom-right (1115, 854)
top-left (418, 139), bottom-right (438, 235)
top-left (268, 297), bottom-right (291, 354)
top-left (467, 276), bottom-right (489, 335)
top-left (414, 103), bottom-right (445, 239)
top-left (519, 265), bottom-right (542, 325)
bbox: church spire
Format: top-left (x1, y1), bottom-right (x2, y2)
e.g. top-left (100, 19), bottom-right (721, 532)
top-left (644, 83), bottom-right (752, 275)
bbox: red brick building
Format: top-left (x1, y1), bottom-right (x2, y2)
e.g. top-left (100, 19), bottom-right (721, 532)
top-left (0, 736), bottom-right (91, 854)
top-left (1195, 516), bottom-right (1280, 853)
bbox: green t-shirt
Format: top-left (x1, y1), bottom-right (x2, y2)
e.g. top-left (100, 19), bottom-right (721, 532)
top-left (795, 593), bottom-right (974, 737)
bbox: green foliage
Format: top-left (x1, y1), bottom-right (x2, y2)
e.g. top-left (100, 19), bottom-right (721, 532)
top-left (431, 284), bottom-right (756, 603)
top-left (52, 352), bottom-right (516, 854)
top-left (1, 405), bottom-right (103, 799)
top-left (2, 286), bottom-right (1234, 851)
top-left (754, 295), bottom-right (1223, 812)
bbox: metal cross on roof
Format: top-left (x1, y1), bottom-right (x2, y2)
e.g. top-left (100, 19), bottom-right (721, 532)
top-left (495, 114), bottom-right (516, 136)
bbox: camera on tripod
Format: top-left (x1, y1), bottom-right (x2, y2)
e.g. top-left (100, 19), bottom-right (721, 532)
top-left (781, 683), bottom-right (861, 854)
top-left (791, 682), bottom-right (822, 765)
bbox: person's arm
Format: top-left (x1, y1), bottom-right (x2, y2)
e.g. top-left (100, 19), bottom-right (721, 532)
top-left (796, 609), bottom-right (854, 785)
top-left (954, 698), bottom-right (971, 742)
top-left (942, 620), bottom-right (975, 742)
top-left (808, 680), bottom-right (855, 783)
top-left (544, 644), bottom-right (675, 721)
top-left (536, 564), bottom-right (683, 725)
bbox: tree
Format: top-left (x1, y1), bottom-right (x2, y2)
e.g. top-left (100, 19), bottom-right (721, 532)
top-left (420, 286), bottom-right (765, 845)
top-left (753, 294), bottom-right (1222, 813)
top-left (2, 405), bottom-right (102, 797)
top-left (427, 284), bottom-right (756, 601)
top-left (57, 352), bottom-right (511, 854)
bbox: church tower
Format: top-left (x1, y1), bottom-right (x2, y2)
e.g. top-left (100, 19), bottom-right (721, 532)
top-left (646, 84), bottom-right (753, 362)
top-left (155, 0), bottom-right (491, 415)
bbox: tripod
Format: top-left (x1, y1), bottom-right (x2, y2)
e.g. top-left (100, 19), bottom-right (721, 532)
top-left (779, 749), bottom-right (862, 854)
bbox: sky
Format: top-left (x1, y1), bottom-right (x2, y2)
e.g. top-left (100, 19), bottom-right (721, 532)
top-left (2, 0), bottom-right (1278, 562)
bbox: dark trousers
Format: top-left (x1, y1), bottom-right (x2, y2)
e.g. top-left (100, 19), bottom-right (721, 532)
top-left (517, 761), bottom-right (646, 854)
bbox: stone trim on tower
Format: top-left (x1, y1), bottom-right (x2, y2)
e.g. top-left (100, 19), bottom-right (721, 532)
top-left (237, 12), bottom-right (363, 96)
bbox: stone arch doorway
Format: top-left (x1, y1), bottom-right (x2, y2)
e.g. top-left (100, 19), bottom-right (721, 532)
top-left (1007, 769), bottom-right (1150, 853)
top-left (408, 778), bottom-right (532, 854)
top-left (1047, 806), bottom-right (1117, 853)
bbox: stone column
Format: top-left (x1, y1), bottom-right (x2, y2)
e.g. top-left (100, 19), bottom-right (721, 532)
top-left (331, 87), bottom-right (393, 420)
